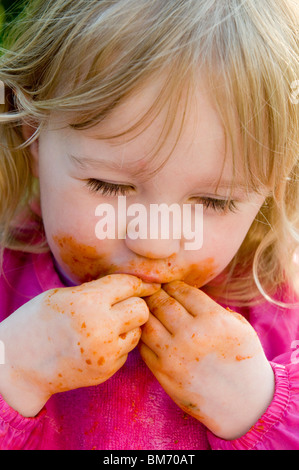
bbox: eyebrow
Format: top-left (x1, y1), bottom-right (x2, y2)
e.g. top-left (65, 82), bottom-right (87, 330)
top-left (68, 153), bottom-right (156, 179)
top-left (68, 153), bottom-right (127, 171)
top-left (68, 153), bottom-right (254, 195)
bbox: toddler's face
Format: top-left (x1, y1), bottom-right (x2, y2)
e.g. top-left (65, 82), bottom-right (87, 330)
top-left (28, 77), bottom-right (268, 288)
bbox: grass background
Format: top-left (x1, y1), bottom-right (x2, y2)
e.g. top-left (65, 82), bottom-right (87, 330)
top-left (0, 0), bottom-right (26, 43)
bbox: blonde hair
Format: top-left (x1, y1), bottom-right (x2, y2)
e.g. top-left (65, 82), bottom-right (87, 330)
top-left (0, 0), bottom-right (298, 307)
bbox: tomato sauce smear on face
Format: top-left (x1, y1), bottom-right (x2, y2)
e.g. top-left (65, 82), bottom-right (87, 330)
top-left (53, 233), bottom-right (217, 287)
top-left (52, 234), bottom-right (117, 283)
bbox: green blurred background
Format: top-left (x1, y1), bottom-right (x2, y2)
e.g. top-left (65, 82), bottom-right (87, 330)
top-left (0, 0), bottom-right (26, 43)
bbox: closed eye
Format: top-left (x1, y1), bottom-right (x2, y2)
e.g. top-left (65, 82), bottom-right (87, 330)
top-left (85, 179), bottom-right (135, 196)
top-left (191, 196), bottom-right (238, 213)
top-left (86, 179), bottom-right (239, 213)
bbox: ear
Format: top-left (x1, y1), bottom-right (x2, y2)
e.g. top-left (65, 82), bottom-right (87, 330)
top-left (22, 122), bottom-right (40, 178)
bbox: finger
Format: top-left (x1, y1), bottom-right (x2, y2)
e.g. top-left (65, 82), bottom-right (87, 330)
top-left (138, 341), bottom-right (159, 369)
top-left (141, 312), bottom-right (172, 355)
top-left (162, 280), bottom-right (215, 316)
top-left (144, 288), bottom-right (191, 334)
top-left (117, 327), bottom-right (142, 355)
top-left (93, 274), bottom-right (161, 305)
top-left (109, 354), bottom-right (128, 376)
top-left (112, 296), bottom-right (150, 332)
top-left (139, 343), bottom-right (176, 392)
top-left (139, 342), bottom-right (177, 389)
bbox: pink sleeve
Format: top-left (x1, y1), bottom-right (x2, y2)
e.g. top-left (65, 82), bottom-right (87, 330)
top-left (207, 360), bottom-right (299, 450)
top-left (0, 394), bottom-right (47, 450)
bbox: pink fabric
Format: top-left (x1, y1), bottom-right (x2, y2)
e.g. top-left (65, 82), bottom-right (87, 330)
top-left (0, 248), bottom-right (298, 450)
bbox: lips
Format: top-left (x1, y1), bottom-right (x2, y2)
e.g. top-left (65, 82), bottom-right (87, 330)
top-left (112, 269), bottom-right (180, 284)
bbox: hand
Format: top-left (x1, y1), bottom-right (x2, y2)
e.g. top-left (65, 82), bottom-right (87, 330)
top-left (139, 281), bottom-right (275, 440)
top-left (0, 274), bottom-right (160, 417)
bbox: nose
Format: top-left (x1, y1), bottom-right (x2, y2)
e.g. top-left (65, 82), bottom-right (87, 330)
top-left (124, 206), bottom-right (181, 258)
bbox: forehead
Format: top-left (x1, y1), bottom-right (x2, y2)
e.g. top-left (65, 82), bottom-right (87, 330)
top-left (45, 72), bottom-right (249, 195)
top-left (70, 75), bottom-right (240, 181)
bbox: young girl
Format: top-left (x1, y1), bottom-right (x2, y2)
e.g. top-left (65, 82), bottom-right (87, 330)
top-left (0, 0), bottom-right (298, 450)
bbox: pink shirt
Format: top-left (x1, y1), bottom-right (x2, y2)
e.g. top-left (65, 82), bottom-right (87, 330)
top-left (0, 247), bottom-right (298, 450)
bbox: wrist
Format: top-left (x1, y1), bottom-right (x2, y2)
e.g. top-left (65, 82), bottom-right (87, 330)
top-left (0, 314), bottom-right (51, 418)
top-left (207, 363), bottom-right (290, 449)
top-left (209, 358), bottom-right (275, 441)
top-left (0, 361), bottom-right (50, 418)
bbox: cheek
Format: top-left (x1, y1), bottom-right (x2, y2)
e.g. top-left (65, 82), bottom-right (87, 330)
top-left (181, 259), bottom-right (217, 288)
top-left (52, 232), bottom-right (117, 283)
top-left (182, 217), bottom-right (254, 288)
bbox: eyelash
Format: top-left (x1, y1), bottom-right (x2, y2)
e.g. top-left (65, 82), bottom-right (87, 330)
top-left (86, 179), bottom-right (133, 196)
top-left (85, 179), bottom-right (238, 213)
